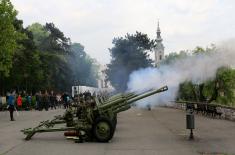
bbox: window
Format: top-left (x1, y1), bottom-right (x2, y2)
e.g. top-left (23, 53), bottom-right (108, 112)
top-left (160, 55), bottom-right (162, 60)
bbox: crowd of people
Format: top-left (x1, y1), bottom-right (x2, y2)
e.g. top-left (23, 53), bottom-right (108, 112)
top-left (2, 90), bottom-right (72, 121)
top-left (0, 89), bottom-right (110, 121)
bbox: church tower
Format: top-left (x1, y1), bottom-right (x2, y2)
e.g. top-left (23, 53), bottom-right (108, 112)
top-left (154, 21), bottom-right (164, 67)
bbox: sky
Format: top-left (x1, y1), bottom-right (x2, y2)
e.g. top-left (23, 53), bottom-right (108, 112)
top-left (11, 0), bottom-right (235, 65)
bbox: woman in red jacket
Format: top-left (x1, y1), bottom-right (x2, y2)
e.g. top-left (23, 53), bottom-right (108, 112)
top-left (17, 94), bottom-right (22, 110)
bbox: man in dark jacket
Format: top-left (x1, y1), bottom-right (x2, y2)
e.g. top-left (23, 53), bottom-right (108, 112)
top-left (36, 91), bottom-right (43, 110)
top-left (8, 92), bottom-right (15, 121)
top-left (50, 91), bottom-right (56, 110)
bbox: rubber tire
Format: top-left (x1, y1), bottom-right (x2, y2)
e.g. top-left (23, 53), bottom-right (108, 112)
top-left (92, 117), bottom-right (114, 142)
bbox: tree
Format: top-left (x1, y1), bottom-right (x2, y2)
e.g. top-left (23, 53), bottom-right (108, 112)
top-left (192, 44), bottom-right (216, 55)
top-left (1, 19), bottom-right (44, 93)
top-left (162, 50), bottom-right (189, 65)
top-left (40, 23), bottom-right (71, 53)
top-left (0, 0), bottom-right (22, 77)
top-left (27, 23), bottom-right (49, 47)
top-left (175, 46), bottom-right (235, 106)
top-left (177, 81), bottom-right (197, 101)
top-left (69, 43), bottom-right (99, 87)
top-left (27, 23), bottom-right (99, 91)
top-left (27, 22), bottom-right (73, 91)
top-left (1, 15), bottom-right (99, 93)
top-left (203, 67), bottom-right (235, 105)
top-left (106, 31), bottom-right (154, 92)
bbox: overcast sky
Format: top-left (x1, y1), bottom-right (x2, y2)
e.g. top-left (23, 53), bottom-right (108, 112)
top-left (11, 0), bottom-right (235, 65)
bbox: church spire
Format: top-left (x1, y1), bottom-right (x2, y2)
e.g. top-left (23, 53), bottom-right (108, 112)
top-left (157, 20), bottom-right (160, 31)
top-left (156, 20), bottom-right (162, 42)
top-left (154, 20), bottom-right (164, 67)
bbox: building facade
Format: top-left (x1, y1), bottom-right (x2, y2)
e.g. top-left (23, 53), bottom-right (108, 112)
top-left (98, 65), bottom-right (112, 89)
top-left (154, 21), bottom-right (164, 67)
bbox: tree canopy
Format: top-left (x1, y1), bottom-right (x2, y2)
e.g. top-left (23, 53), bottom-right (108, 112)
top-left (0, 0), bottom-right (23, 76)
top-left (0, 2), bottom-right (99, 94)
top-left (172, 46), bottom-right (235, 106)
top-left (106, 31), bottom-right (154, 92)
top-left (69, 43), bottom-right (99, 87)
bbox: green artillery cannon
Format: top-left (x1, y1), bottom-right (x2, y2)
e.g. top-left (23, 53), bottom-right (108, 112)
top-left (21, 85), bottom-right (168, 142)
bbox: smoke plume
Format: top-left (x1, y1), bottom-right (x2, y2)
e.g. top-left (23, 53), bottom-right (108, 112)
top-left (127, 39), bottom-right (235, 108)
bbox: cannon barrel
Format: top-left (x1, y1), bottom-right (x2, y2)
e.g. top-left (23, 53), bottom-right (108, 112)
top-left (106, 93), bottom-right (135, 102)
top-left (104, 88), bottom-right (154, 104)
top-left (99, 94), bottom-right (138, 112)
top-left (98, 93), bottom-right (137, 107)
top-left (96, 94), bottom-right (137, 112)
top-left (113, 86), bottom-right (168, 113)
top-left (126, 86), bottom-right (168, 104)
top-left (106, 93), bottom-right (123, 101)
top-left (107, 88), bottom-right (154, 102)
top-left (113, 105), bottom-right (131, 114)
top-left (108, 93), bottom-right (122, 99)
top-left (98, 86), bottom-right (168, 110)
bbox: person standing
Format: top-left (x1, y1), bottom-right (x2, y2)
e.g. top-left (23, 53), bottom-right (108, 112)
top-left (8, 92), bottom-right (15, 121)
top-left (27, 94), bottom-right (32, 110)
top-left (36, 91), bottom-right (42, 110)
top-left (42, 90), bottom-right (49, 111)
top-left (17, 94), bottom-right (22, 110)
top-left (50, 91), bottom-right (56, 110)
top-left (56, 93), bottom-right (61, 108)
top-left (61, 93), bottom-right (67, 109)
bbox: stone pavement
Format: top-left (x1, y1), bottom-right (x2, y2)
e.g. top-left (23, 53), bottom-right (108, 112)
top-left (0, 107), bottom-right (235, 155)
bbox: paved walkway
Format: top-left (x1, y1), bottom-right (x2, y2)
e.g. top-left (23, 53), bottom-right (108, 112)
top-left (0, 107), bottom-right (235, 155)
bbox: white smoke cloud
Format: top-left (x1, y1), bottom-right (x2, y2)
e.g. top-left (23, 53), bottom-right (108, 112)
top-left (127, 39), bottom-right (235, 108)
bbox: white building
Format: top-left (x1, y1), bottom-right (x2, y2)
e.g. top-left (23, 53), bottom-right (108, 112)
top-left (154, 21), bottom-right (165, 67)
top-left (98, 65), bottom-right (113, 89)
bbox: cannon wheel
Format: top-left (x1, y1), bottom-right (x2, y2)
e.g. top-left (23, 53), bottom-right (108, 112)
top-left (92, 117), bottom-right (114, 142)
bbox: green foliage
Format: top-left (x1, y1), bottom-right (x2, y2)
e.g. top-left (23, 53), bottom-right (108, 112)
top-left (106, 31), bottom-right (154, 92)
top-left (174, 46), bottom-right (235, 106)
top-left (38, 23), bottom-right (71, 53)
top-left (192, 44), bottom-right (216, 55)
top-left (27, 23), bottom-right (49, 46)
top-left (202, 80), bottom-right (215, 100)
top-left (178, 81), bottom-right (197, 101)
top-left (0, 0), bottom-right (22, 76)
top-left (1, 19), bottom-right (44, 92)
top-left (69, 43), bottom-right (99, 87)
top-left (215, 67), bottom-right (235, 106)
top-left (162, 50), bottom-right (189, 65)
top-left (163, 45), bottom-right (216, 66)
top-left (1, 18), bottom-right (99, 93)
top-left (40, 52), bottom-right (72, 91)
